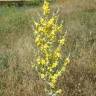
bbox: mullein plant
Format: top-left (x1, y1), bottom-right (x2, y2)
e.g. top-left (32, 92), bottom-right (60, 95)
top-left (32, 0), bottom-right (70, 96)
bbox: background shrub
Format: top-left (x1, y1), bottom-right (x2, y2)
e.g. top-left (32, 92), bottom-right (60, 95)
top-left (0, 0), bottom-right (56, 7)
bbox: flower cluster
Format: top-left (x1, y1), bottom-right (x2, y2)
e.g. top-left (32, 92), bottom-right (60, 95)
top-left (42, 0), bottom-right (50, 15)
top-left (33, 0), bottom-right (70, 96)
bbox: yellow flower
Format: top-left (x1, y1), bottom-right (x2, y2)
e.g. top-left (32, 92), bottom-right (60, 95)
top-left (41, 74), bottom-right (45, 79)
top-left (40, 18), bottom-right (44, 24)
top-left (51, 61), bottom-right (58, 68)
top-left (51, 79), bottom-right (56, 85)
top-left (51, 75), bottom-right (57, 84)
top-left (49, 82), bottom-right (55, 88)
top-left (35, 36), bottom-right (42, 46)
top-left (41, 59), bottom-right (46, 65)
top-left (48, 67), bottom-right (52, 72)
top-left (56, 52), bottom-right (61, 58)
top-left (38, 26), bottom-right (44, 32)
top-left (55, 51), bottom-right (61, 58)
top-left (48, 17), bottom-right (55, 26)
top-left (43, 44), bottom-right (49, 49)
top-left (56, 89), bottom-right (62, 94)
top-left (59, 38), bottom-right (65, 45)
top-left (37, 58), bottom-right (46, 65)
top-left (35, 36), bottom-right (40, 43)
top-left (48, 30), bottom-right (56, 40)
top-left (64, 57), bottom-right (70, 66)
top-left (57, 24), bottom-right (63, 31)
top-left (42, 0), bottom-right (50, 15)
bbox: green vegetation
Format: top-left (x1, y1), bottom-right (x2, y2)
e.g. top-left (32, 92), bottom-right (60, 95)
top-left (0, 0), bottom-right (56, 6)
top-left (0, 0), bottom-right (96, 96)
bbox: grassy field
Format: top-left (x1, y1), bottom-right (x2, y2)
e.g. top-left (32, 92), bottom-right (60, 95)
top-left (0, 0), bottom-right (96, 96)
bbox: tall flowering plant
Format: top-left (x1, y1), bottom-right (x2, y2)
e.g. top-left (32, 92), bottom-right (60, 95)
top-left (33, 0), bottom-right (70, 96)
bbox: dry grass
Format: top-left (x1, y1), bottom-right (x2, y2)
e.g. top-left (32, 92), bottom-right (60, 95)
top-left (0, 0), bottom-right (96, 96)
